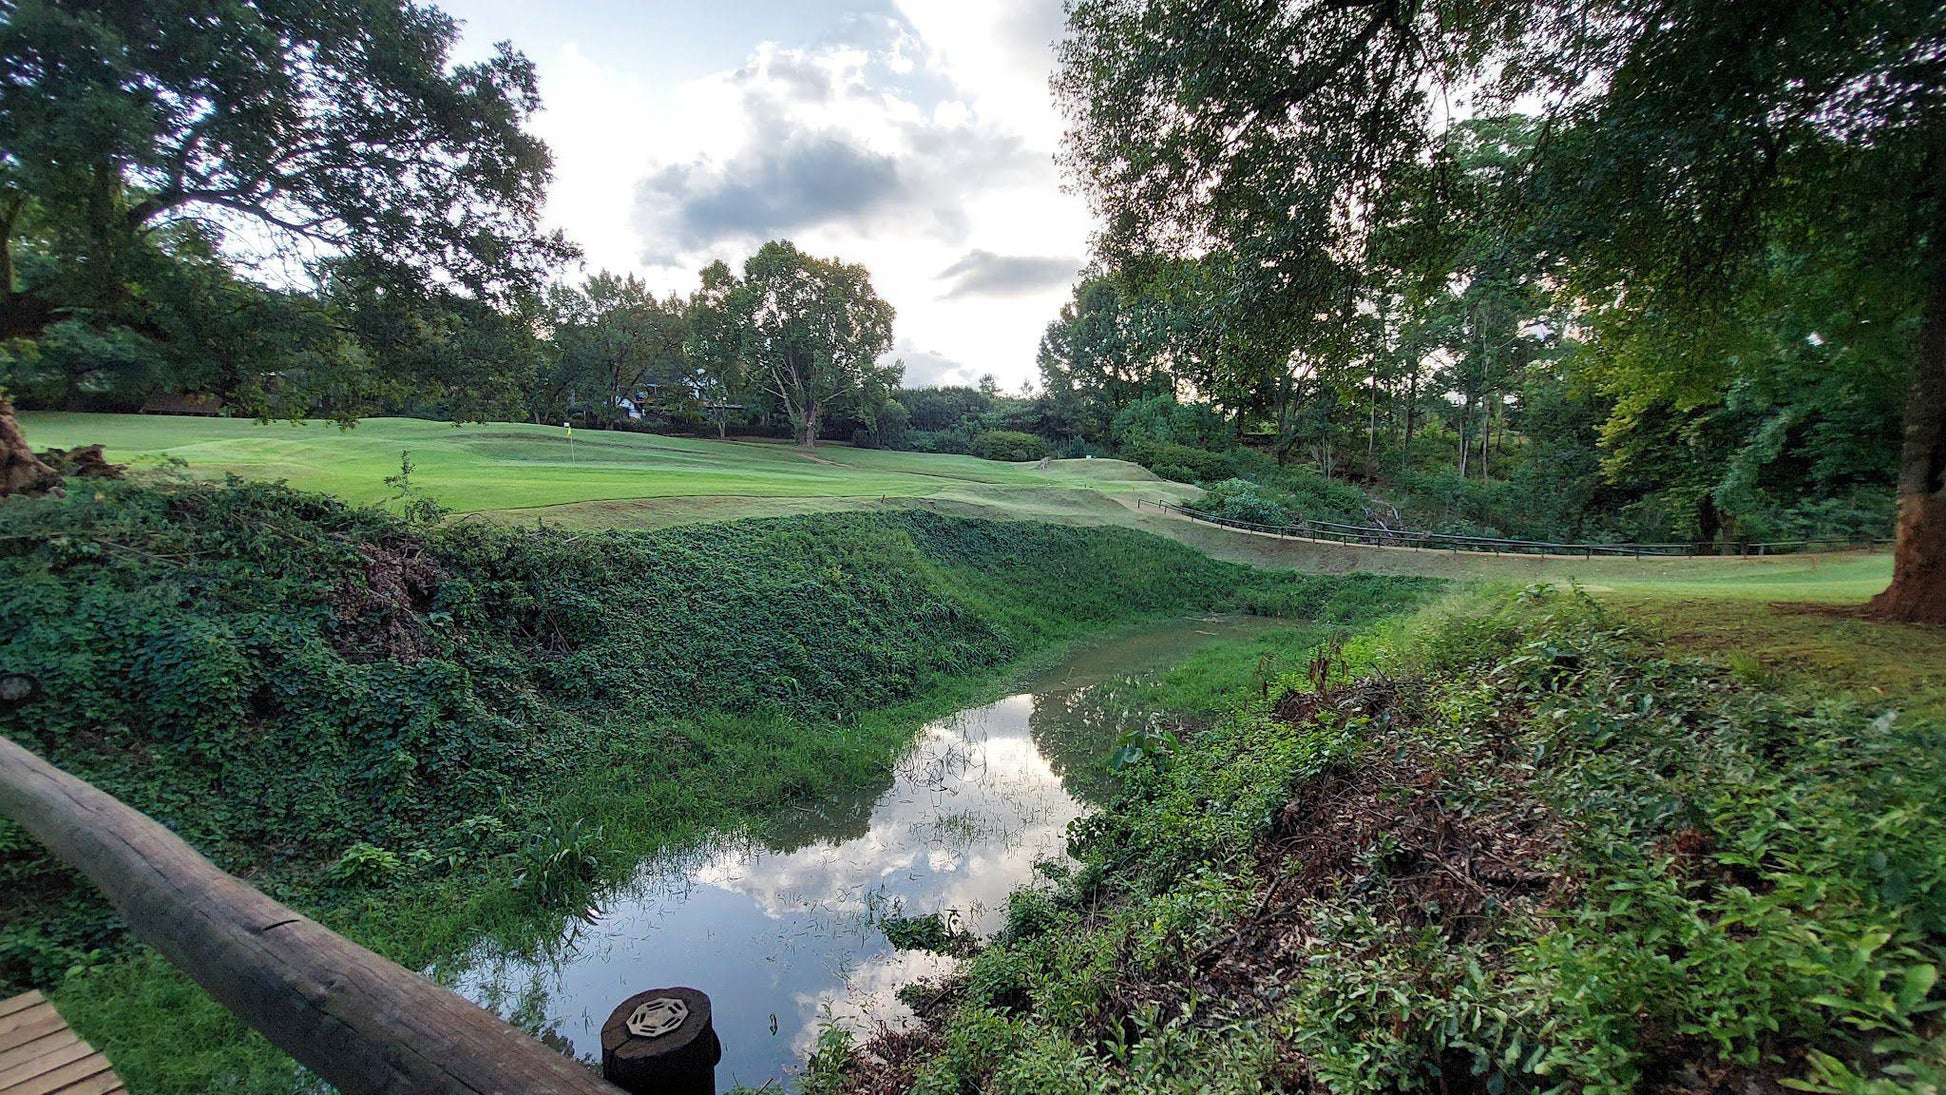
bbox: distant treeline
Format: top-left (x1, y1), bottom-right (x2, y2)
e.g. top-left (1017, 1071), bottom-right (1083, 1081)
top-left (0, 0), bottom-right (1913, 551)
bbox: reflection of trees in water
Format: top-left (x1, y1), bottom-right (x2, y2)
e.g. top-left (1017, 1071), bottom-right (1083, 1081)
top-left (750, 723), bottom-right (993, 854)
top-left (753, 761), bottom-right (899, 854)
top-left (455, 958), bottom-right (593, 1066)
top-left (1029, 679), bottom-right (1171, 805)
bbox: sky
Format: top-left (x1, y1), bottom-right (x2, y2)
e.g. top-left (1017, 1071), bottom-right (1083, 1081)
top-left (434, 0), bottom-right (1092, 390)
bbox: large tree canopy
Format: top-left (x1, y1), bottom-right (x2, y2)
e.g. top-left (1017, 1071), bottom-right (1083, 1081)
top-left (1057, 0), bottom-right (1946, 619)
top-left (690, 241), bottom-right (898, 448)
top-left (0, 0), bottom-right (574, 329)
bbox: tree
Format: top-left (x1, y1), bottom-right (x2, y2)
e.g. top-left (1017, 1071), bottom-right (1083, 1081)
top-left (0, 0), bottom-right (574, 319)
top-left (1035, 277), bottom-right (1169, 442)
top-left (540, 273), bottom-right (689, 427)
top-left (690, 241), bottom-right (897, 447)
top-left (323, 258), bottom-right (543, 424)
top-left (0, 0), bottom-right (577, 449)
top-left (1057, 0), bottom-right (1946, 620)
top-left (684, 261), bottom-right (748, 439)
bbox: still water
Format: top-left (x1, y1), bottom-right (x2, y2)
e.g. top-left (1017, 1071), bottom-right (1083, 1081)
top-left (449, 615), bottom-right (1280, 1090)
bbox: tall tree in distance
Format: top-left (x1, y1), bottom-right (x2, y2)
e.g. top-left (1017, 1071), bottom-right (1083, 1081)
top-left (0, 0), bottom-right (577, 443)
top-left (689, 241), bottom-right (897, 447)
top-left (539, 272), bottom-right (688, 427)
top-left (1056, 0), bottom-right (1946, 620)
top-left (685, 260), bottom-right (750, 439)
top-left (0, 0), bottom-right (574, 319)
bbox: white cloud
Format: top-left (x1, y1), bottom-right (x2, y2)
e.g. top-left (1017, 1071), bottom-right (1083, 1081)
top-left (480, 3), bottom-right (1091, 388)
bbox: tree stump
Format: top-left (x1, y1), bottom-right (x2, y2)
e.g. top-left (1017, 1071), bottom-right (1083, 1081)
top-left (601, 987), bottom-right (721, 1095)
top-left (0, 395), bottom-right (62, 498)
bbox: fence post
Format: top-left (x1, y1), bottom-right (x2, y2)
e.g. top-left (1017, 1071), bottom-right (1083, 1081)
top-left (602, 988), bottom-right (721, 1095)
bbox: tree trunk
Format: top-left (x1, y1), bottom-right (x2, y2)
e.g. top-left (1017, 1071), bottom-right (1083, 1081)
top-left (1273, 373), bottom-right (1295, 467)
top-left (0, 195), bottom-right (16, 314)
top-left (1402, 370), bottom-right (1417, 454)
top-left (1868, 198), bottom-right (1946, 621)
top-left (802, 400), bottom-right (819, 448)
top-left (0, 394), bottom-right (63, 498)
top-left (1480, 399), bottom-right (1491, 483)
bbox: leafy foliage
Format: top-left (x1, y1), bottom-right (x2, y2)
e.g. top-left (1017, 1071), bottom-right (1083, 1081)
top-left (813, 590), bottom-right (1946, 1094)
top-left (0, 477), bottom-right (1400, 1000)
top-left (969, 430), bottom-right (1047, 462)
top-left (685, 241), bottom-right (899, 447)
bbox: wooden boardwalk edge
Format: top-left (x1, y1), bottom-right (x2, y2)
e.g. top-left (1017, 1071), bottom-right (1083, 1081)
top-left (0, 991), bottom-right (124, 1095)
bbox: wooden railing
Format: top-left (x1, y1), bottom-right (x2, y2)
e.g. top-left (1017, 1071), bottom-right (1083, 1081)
top-left (0, 735), bottom-right (624, 1095)
top-left (1142, 500), bottom-right (1894, 558)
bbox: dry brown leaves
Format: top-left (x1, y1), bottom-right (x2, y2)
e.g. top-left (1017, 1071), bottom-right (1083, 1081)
top-left (326, 539), bottom-right (441, 662)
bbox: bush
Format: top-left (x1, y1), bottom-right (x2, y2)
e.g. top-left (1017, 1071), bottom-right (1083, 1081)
top-left (1194, 479), bottom-right (1297, 525)
top-left (969, 430), bottom-right (1047, 462)
top-left (904, 428), bottom-right (973, 455)
top-left (1109, 394), bottom-right (1232, 452)
top-left (1120, 438), bottom-right (1233, 483)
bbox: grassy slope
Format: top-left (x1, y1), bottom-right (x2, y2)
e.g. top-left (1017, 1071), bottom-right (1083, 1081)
top-left (20, 412), bottom-right (1189, 516)
top-left (808, 590), bottom-right (1946, 1095)
top-left (23, 412), bottom-right (1891, 604)
top-left (0, 477), bottom-right (1433, 1094)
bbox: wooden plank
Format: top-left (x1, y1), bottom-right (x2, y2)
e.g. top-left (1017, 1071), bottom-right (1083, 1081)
top-left (0, 1031), bottom-right (79, 1074)
top-left (29, 1072), bottom-right (120, 1095)
top-left (0, 1005), bottom-right (56, 1041)
top-left (0, 735), bottom-right (624, 1095)
top-left (2, 1050), bottom-right (112, 1095)
top-left (0, 1013), bottom-right (65, 1055)
top-left (0, 995), bottom-right (43, 1021)
top-left (0, 1035), bottom-right (93, 1087)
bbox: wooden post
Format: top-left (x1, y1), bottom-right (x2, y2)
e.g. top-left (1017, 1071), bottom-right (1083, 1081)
top-left (0, 735), bottom-right (622, 1095)
top-left (601, 988), bottom-right (720, 1095)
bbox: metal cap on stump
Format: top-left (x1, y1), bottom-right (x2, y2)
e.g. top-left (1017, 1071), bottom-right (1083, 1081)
top-left (601, 987), bottom-right (721, 1095)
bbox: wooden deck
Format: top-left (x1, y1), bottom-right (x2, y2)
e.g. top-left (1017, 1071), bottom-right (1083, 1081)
top-left (0, 992), bottom-right (123, 1095)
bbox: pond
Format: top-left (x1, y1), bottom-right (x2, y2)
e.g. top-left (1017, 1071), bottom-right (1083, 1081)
top-left (449, 614), bottom-right (1284, 1090)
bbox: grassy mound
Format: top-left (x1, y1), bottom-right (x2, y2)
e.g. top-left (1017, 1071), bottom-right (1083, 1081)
top-left (0, 476), bottom-right (1434, 1092)
top-left (17, 412), bottom-right (1182, 518)
top-left (812, 589), bottom-right (1944, 1095)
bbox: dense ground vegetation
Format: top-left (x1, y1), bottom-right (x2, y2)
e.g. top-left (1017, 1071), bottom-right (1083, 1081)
top-left (0, 474), bottom-right (1430, 1091)
top-left (810, 589), bottom-right (1945, 1095)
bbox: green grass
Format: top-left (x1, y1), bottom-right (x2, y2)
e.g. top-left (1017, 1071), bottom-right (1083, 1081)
top-left (20, 412), bottom-right (1894, 604)
top-left (19, 412), bottom-right (1187, 518)
top-left (1128, 516), bottom-right (1895, 605)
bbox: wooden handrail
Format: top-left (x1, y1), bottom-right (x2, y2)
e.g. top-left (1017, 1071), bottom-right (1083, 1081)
top-left (0, 735), bottom-right (622, 1095)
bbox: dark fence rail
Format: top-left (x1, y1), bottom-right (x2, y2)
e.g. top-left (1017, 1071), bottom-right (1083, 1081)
top-left (1142, 500), bottom-right (1893, 559)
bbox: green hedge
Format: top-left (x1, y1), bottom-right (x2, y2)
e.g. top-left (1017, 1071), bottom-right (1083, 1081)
top-left (970, 429), bottom-right (1049, 462)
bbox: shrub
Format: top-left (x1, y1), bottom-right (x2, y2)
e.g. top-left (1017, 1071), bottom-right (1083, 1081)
top-left (969, 430), bottom-right (1047, 462)
top-left (1109, 394), bottom-right (1232, 452)
top-left (325, 843), bottom-right (402, 888)
top-left (1120, 438), bottom-right (1233, 483)
top-left (1195, 479), bottom-right (1297, 525)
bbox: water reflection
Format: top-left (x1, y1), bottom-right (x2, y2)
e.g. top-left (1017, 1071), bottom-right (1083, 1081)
top-left (448, 615), bottom-right (1283, 1089)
